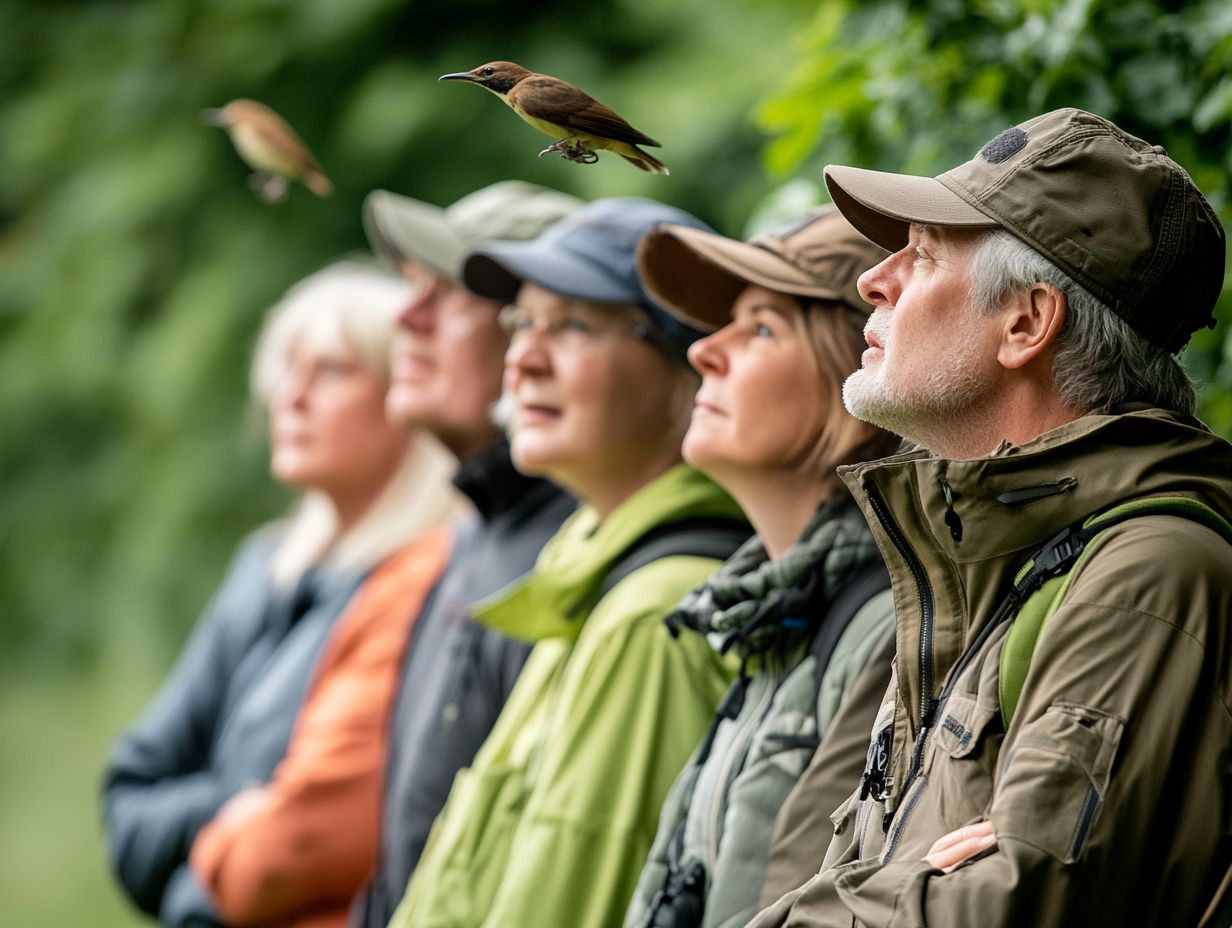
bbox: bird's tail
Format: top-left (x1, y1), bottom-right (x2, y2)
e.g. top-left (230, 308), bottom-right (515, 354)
top-left (620, 145), bottom-right (670, 175)
top-left (303, 170), bottom-right (334, 197)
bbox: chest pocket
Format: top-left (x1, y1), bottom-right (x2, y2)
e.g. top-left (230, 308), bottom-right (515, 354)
top-left (920, 630), bottom-right (1008, 832)
top-left (417, 760), bottom-right (529, 924)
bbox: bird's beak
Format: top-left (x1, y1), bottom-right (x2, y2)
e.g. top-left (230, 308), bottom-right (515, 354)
top-left (438, 72), bottom-right (479, 83)
top-left (200, 108), bottom-right (227, 126)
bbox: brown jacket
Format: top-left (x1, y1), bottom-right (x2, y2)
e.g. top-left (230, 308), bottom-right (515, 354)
top-left (190, 529), bottom-right (450, 928)
top-left (749, 406), bottom-right (1232, 928)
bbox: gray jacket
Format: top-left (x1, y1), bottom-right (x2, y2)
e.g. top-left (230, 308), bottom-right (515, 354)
top-left (102, 528), bottom-right (365, 927)
top-left (350, 441), bottom-right (575, 928)
top-left (624, 503), bottom-right (895, 928)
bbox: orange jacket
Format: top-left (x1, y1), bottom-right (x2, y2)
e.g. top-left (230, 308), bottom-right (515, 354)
top-left (190, 528), bottom-right (451, 928)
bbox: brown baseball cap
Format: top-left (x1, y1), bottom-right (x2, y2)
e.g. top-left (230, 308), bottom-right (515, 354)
top-left (636, 207), bottom-right (887, 331)
top-left (823, 108), bottom-right (1226, 353)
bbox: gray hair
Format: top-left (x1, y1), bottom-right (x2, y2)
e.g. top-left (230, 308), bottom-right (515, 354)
top-left (967, 231), bottom-right (1196, 415)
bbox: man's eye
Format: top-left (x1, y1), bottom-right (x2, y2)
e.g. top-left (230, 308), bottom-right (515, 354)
top-left (754, 322), bottom-right (774, 337)
top-left (561, 316), bottom-right (594, 335)
top-left (913, 248), bottom-right (931, 264)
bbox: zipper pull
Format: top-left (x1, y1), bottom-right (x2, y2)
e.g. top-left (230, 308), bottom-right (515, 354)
top-left (859, 723), bottom-right (893, 802)
top-left (939, 476), bottom-right (963, 542)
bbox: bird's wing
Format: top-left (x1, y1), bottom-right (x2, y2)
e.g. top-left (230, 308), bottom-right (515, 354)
top-left (248, 112), bottom-right (327, 174)
top-left (516, 76), bottom-right (661, 147)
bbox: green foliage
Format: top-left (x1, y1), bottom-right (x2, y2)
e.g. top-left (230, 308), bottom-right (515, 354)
top-left (757, 0), bottom-right (1232, 435)
top-left (0, 3), bottom-right (809, 922)
top-left (0, 0), bottom-right (802, 677)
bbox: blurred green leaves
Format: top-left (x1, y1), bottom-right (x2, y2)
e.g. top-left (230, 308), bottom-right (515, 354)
top-left (757, 0), bottom-right (1232, 436)
top-left (0, 0), bottom-right (798, 673)
top-left (2, 0), bottom-right (1230, 678)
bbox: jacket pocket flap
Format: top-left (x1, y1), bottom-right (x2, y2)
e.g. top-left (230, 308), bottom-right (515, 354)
top-left (934, 691), bottom-right (1000, 759)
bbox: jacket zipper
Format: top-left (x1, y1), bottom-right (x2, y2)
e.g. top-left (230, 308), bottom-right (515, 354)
top-left (865, 482), bottom-right (936, 734)
top-left (883, 774), bottom-right (928, 862)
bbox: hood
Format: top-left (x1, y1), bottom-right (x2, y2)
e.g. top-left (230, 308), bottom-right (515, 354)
top-left (474, 464), bottom-right (746, 643)
top-left (839, 405), bottom-right (1232, 738)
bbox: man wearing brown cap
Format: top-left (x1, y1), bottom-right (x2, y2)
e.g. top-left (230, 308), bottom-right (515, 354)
top-left (749, 108), bottom-right (1232, 928)
top-left (350, 181), bottom-right (582, 928)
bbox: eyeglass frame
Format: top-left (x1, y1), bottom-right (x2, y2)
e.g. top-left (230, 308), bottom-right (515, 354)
top-left (497, 302), bottom-right (668, 353)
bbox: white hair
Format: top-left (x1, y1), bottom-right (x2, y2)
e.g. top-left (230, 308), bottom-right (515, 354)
top-left (967, 231), bottom-right (1197, 416)
top-left (250, 259), bottom-right (463, 588)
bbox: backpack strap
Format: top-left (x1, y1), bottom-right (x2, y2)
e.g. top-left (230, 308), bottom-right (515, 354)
top-left (998, 496), bottom-right (1232, 728)
top-left (1199, 857), bottom-right (1232, 928)
top-left (810, 560), bottom-right (891, 695)
top-left (597, 516), bottom-right (752, 602)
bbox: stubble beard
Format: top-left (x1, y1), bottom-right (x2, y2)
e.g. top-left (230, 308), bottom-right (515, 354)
top-left (843, 333), bottom-right (993, 454)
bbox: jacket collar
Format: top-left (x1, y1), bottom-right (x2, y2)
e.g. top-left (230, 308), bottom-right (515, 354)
top-left (474, 464), bottom-right (745, 644)
top-left (840, 405), bottom-right (1232, 734)
top-left (453, 439), bottom-right (556, 523)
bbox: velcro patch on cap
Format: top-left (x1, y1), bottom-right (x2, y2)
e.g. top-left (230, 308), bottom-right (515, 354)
top-left (979, 127), bottom-right (1028, 164)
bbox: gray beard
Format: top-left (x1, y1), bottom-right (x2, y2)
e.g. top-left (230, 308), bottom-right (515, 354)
top-left (842, 349), bottom-right (993, 453)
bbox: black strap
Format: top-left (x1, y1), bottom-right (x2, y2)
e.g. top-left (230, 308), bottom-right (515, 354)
top-left (597, 516), bottom-right (752, 601)
top-left (809, 560), bottom-right (891, 695)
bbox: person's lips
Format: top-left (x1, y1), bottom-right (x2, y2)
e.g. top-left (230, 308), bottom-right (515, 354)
top-left (515, 397), bottom-right (562, 425)
top-left (692, 396), bottom-right (726, 417)
top-left (392, 352), bottom-right (434, 382)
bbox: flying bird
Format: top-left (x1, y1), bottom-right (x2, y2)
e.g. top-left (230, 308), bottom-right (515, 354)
top-left (439, 61), bottom-right (669, 175)
top-left (202, 99), bottom-right (333, 202)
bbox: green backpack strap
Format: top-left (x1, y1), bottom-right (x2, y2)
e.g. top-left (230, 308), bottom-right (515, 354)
top-left (999, 496), bottom-right (1232, 728)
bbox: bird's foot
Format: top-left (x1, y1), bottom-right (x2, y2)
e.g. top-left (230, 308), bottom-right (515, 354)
top-left (565, 144), bottom-right (599, 165)
top-left (538, 140), bottom-right (568, 158)
top-left (250, 173), bottom-right (288, 203)
top-left (538, 139), bottom-right (598, 165)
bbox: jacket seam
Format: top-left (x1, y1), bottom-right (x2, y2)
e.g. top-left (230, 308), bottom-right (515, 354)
top-left (1049, 599), bottom-right (1232, 724)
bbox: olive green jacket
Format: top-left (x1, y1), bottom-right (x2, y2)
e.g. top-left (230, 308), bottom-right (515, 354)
top-left (750, 406), bottom-right (1232, 928)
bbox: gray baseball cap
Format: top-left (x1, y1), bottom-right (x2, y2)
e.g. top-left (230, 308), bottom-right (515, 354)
top-left (462, 197), bottom-right (715, 358)
top-left (823, 108), bottom-right (1226, 353)
top-left (363, 181), bottom-right (583, 283)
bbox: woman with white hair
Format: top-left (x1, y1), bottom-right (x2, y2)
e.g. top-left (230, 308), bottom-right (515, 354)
top-left (103, 261), bottom-right (459, 928)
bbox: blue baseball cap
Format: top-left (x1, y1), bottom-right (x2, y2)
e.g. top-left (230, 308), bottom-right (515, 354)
top-left (462, 197), bottom-right (714, 359)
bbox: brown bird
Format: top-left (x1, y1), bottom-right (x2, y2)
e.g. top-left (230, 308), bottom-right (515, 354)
top-left (439, 61), bottom-right (669, 175)
top-left (202, 99), bottom-right (333, 202)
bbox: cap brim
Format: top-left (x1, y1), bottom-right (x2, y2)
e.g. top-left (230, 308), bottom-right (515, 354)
top-left (823, 165), bottom-right (998, 252)
top-left (464, 239), bottom-right (638, 306)
top-left (363, 190), bottom-right (466, 282)
top-left (639, 224), bottom-right (870, 331)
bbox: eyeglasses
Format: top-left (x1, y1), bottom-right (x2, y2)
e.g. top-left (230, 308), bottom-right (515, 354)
top-left (498, 304), bottom-right (655, 348)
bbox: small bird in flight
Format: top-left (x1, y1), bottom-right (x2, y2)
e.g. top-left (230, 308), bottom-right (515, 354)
top-left (202, 99), bottom-right (333, 202)
top-left (439, 61), bottom-right (669, 175)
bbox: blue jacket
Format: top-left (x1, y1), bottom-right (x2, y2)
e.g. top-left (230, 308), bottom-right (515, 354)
top-left (102, 527), bottom-right (365, 927)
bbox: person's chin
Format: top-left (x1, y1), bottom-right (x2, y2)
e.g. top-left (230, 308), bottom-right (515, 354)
top-left (509, 436), bottom-right (557, 477)
top-left (385, 387), bottom-right (431, 426)
top-left (682, 428), bottom-right (724, 471)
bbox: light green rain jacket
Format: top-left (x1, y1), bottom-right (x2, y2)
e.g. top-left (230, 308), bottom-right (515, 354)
top-left (389, 464), bottom-right (748, 928)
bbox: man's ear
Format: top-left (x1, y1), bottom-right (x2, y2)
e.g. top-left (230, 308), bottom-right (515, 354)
top-left (997, 283), bottom-right (1066, 371)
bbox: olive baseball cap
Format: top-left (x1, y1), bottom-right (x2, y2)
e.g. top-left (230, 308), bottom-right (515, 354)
top-left (823, 108), bottom-right (1226, 352)
top-left (636, 207), bottom-right (887, 331)
top-left (363, 181), bottom-right (583, 283)
top-left (463, 197), bottom-right (715, 359)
